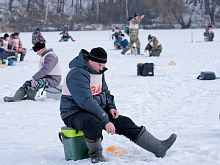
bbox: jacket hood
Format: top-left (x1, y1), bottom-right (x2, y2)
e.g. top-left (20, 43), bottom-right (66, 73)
top-left (69, 49), bottom-right (89, 69)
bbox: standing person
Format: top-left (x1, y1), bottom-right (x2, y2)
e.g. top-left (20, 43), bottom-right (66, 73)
top-left (145, 34), bottom-right (162, 57)
top-left (3, 42), bottom-right (61, 102)
top-left (9, 32), bottom-right (27, 61)
top-left (60, 47), bottom-right (177, 163)
top-left (203, 25), bottom-right (214, 42)
top-left (32, 28), bottom-right (46, 45)
top-left (121, 12), bottom-right (144, 55)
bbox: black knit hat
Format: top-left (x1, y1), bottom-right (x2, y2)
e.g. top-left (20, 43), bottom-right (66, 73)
top-left (32, 42), bottom-right (45, 52)
top-left (133, 12), bottom-right (138, 17)
top-left (14, 32), bottom-right (20, 36)
top-left (148, 34), bottom-right (152, 40)
top-left (4, 33), bottom-right (9, 38)
top-left (88, 47), bottom-right (107, 63)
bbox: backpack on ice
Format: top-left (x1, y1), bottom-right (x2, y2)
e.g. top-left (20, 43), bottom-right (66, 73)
top-left (197, 71), bottom-right (216, 80)
top-left (137, 63), bottom-right (154, 76)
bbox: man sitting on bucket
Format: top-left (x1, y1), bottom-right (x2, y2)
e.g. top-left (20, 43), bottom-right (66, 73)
top-left (4, 42), bottom-right (61, 102)
top-left (60, 47), bottom-right (177, 163)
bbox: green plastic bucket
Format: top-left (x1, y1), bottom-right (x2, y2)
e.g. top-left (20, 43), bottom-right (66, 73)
top-left (59, 126), bottom-right (89, 161)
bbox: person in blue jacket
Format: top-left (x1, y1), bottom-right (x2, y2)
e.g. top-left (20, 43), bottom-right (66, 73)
top-left (60, 47), bottom-right (177, 163)
top-left (114, 33), bottom-right (128, 49)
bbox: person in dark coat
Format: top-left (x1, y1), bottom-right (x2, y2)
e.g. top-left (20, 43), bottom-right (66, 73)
top-left (114, 33), bottom-right (128, 49)
top-left (204, 25), bottom-right (214, 41)
top-left (60, 47), bottom-right (177, 163)
top-left (3, 42), bottom-right (61, 102)
top-left (9, 32), bottom-right (27, 61)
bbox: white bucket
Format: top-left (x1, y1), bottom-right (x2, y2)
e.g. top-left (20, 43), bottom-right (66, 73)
top-left (45, 85), bottom-right (62, 100)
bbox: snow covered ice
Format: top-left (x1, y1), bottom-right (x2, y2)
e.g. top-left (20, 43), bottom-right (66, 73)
top-left (0, 29), bottom-right (220, 165)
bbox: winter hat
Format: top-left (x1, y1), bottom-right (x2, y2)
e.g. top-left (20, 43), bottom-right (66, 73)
top-left (148, 34), bottom-right (155, 41)
top-left (4, 33), bottom-right (9, 38)
top-left (89, 47), bottom-right (107, 63)
top-left (133, 12), bottom-right (138, 17)
top-left (32, 42), bottom-right (45, 52)
top-left (14, 32), bottom-right (20, 36)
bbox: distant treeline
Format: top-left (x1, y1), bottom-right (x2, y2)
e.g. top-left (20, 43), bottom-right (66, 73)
top-left (0, 0), bottom-right (220, 32)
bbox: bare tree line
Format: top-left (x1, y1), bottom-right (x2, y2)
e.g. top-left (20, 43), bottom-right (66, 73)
top-left (0, 0), bottom-right (220, 32)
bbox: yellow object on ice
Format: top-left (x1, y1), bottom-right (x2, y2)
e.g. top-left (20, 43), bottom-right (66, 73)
top-left (106, 146), bottom-right (128, 156)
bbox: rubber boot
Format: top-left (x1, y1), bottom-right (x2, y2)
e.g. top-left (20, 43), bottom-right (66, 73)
top-left (3, 88), bottom-right (26, 102)
top-left (20, 54), bottom-right (25, 61)
top-left (121, 47), bottom-right (129, 55)
top-left (137, 48), bottom-right (140, 55)
top-left (85, 138), bottom-right (105, 163)
top-left (134, 126), bottom-right (177, 158)
top-left (26, 90), bottom-right (37, 101)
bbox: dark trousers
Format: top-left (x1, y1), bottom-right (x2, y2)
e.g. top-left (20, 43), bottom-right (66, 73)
top-left (63, 111), bottom-right (142, 141)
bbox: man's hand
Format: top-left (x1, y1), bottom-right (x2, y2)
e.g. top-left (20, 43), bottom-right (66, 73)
top-left (105, 122), bottom-right (116, 135)
top-left (140, 15), bottom-right (145, 19)
top-left (31, 79), bottom-right (36, 87)
top-left (110, 108), bottom-right (119, 119)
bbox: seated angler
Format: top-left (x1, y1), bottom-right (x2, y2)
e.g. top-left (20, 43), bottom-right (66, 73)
top-left (145, 35), bottom-right (162, 57)
top-left (59, 27), bottom-right (75, 42)
top-left (0, 33), bottom-right (17, 65)
top-left (9, 32), bottom-right (27, 62)
top-left (60, 47), bottom-right (177, 163)
top-left (3, 42), bottom-right (61, 102)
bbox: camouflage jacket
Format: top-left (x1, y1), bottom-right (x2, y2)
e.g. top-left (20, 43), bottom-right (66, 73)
top-left (32, 32), bottom-right (46, 45)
